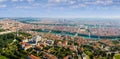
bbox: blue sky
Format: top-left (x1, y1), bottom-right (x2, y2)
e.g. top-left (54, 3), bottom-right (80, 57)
top-left (0, 0), bottom-right (120, 18)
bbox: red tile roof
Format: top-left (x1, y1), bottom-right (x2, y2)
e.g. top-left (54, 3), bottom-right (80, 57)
top-left (29, 54), bottom-right (41, 59)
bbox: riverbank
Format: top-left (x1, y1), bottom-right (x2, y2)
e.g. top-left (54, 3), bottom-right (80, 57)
top-left (32, 29), bottom-right (120, 40)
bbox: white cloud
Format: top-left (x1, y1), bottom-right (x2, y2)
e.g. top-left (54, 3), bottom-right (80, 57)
top-left (0, 4), bottom-right (7, 8)
top-left (71, 4), bottom-right (86, 8)
top-left (27, 0), bottom-right (34, 3)
top-left (0, 0), bottom-right (7, 2)
top-left (11, 0), bottom-right (18, 2)
top-left (4, 0), bottom-right (118, 9)
top-left (11, 0), bottom-right (24, 2)
top-left (11, 0), bottom-right (34, 2)
top-left (48, 0), bottom-right (67, 3)
top-left (32, 3), bottom-right (46, 8)
top-left (95, 0), bottom-right (113, 5)
top-left (69, 0), bottom-right (76, 5)
top-left (84, 0), bottom-right (113, 5)
top-left (16, 6), bottom-right (33, 9)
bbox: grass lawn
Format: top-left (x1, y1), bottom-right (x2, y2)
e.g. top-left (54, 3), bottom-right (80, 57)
top-left (0, 55), bottom-right (8, 59)
top-left (114, 54), bottom-right (120, 59)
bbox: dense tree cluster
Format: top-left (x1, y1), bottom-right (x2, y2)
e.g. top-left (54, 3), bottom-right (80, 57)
top-left (0, 32), bottom-right (32, 59)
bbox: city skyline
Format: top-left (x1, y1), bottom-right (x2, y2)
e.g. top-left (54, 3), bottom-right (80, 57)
top-left (0, 0), bottom-right (120, 18)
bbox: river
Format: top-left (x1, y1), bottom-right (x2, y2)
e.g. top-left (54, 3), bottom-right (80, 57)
top-left (34, 29), bottom-right (120, 40)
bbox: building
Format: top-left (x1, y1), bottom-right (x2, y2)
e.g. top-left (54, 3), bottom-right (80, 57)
top-left (45, 40), bottom-right (54, 46)
top-left (28, 54), bottom-right (41, 59)
top-left (20, 42), bottom-right (32, 50)
top-left (29, 35), bottom-right (42, 46)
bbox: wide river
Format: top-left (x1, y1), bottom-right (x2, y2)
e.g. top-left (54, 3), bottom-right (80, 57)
top-left (34, 29), bottom-right (120, 40)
